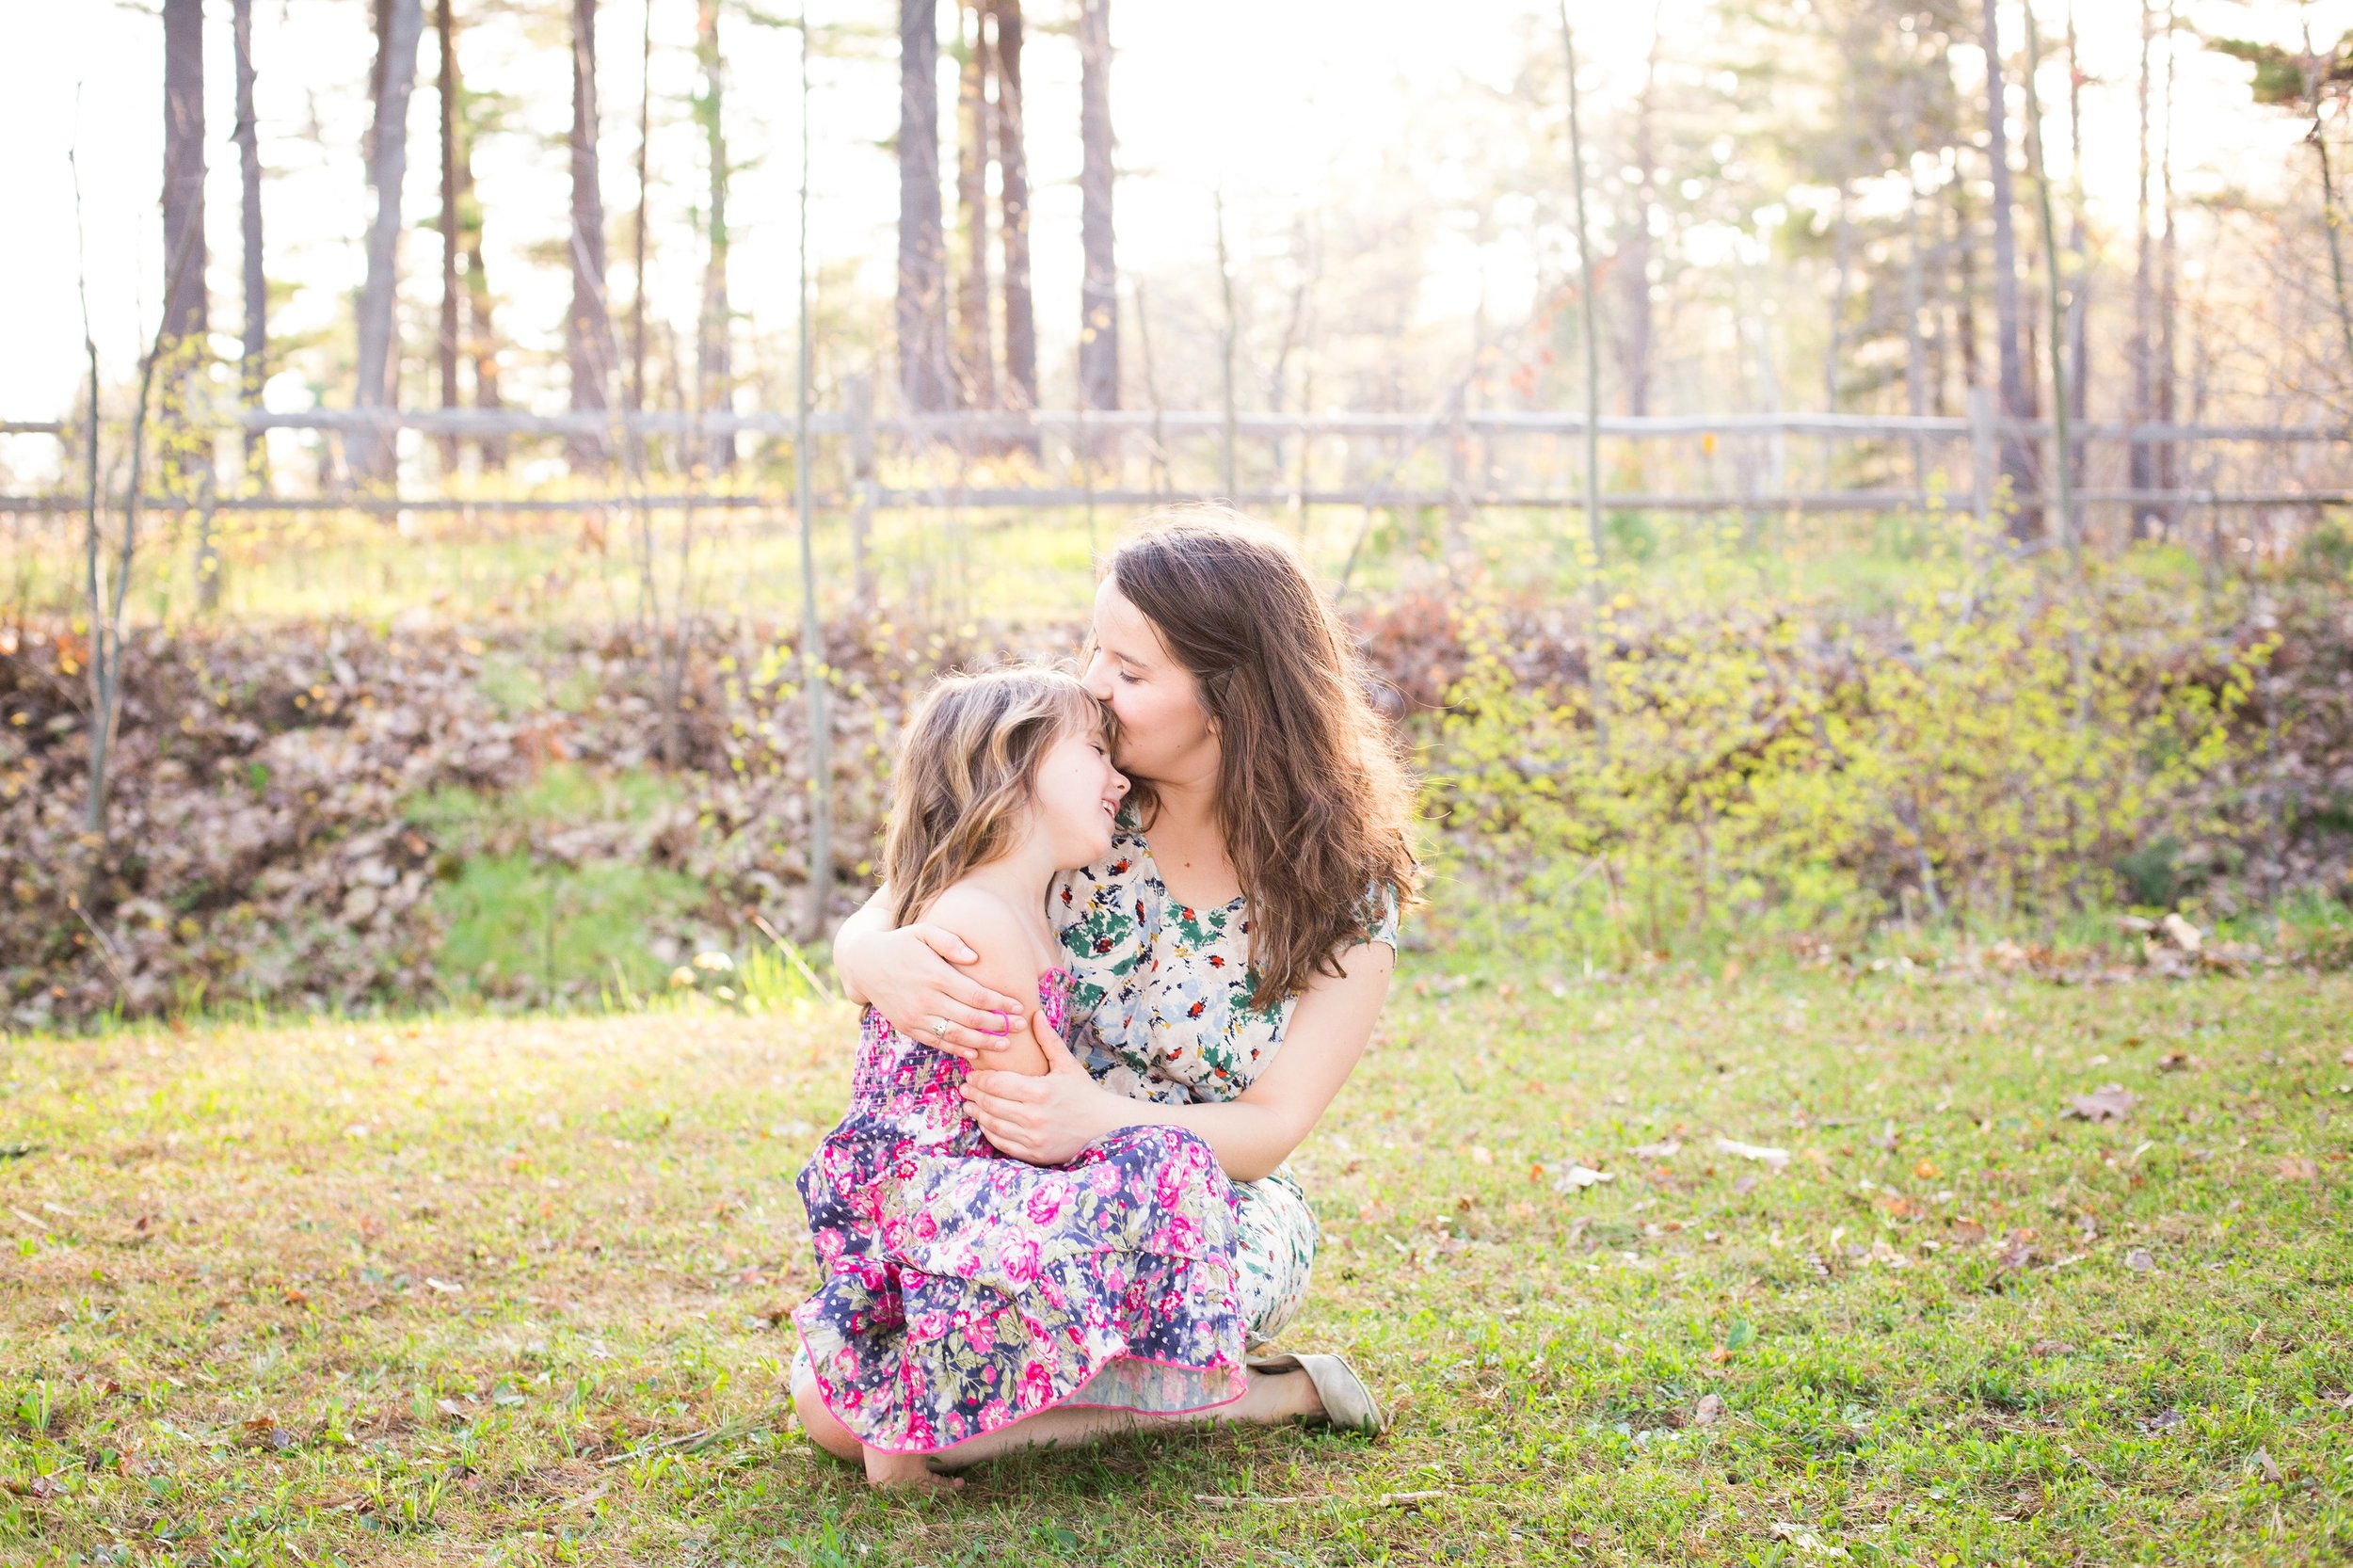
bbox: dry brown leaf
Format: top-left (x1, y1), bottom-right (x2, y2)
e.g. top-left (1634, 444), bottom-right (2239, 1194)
top-left (2063, 1085), bottom-right (2137, 1124)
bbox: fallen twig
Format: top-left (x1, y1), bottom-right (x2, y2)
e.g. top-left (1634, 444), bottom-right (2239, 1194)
top-left (1190, 1488), bottom-right (1448, 1510)
top-left (1193, 1494), bottom-right (1309, 1507)
top-left (595, 1407), bottom-right (791, 1467)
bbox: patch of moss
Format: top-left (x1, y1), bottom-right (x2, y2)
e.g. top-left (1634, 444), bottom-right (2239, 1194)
top-left (430, 853), bottom-right (703, 1002)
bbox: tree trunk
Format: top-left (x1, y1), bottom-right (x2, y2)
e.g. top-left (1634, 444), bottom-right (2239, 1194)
top-left (991, 0), bottom-right (1037, 417)
top-left (1953, 177), bottom-right (1978, 395)
top-left (355, 0), bottom-right (424, 485)
top-left (452, 20), bottom-right (504, 471)
top-left (1620, 12), bottom-right (1660, 420)
top-left (1214, 186), bottom-right (1237, 502)
top-left (2063, 5), bottom-right (2089, 513)
top-left (228, 0), bottom-right (266, 572)
top-left (631, 0), bottom-right (652, 423)
top-left (953, 2), bottom-right (994, 410)
top-left (897, 0), bottom-right (952, 415)
top-left (2023, 3), bottom-right (2077, 564)
top-left (2157, 1), bottom-right (2180, 532)
top-left (1824, 181), bottom-right (1851, 412)
top-left (368, 0), bottom-right (391, 159)
top-left (2300, 18), bottom-right (2353, 397)
top-left (162, 0), bottom-right (207, 360)
top-left (232, 0), bottom-right (264, 419)
top-left (568, 0), bottom-right (615, 472)
top-left (1559, 0), bottom-right (1610, 744)
top-left (1980, 0), bottom-right (2040, 540)
top-left (1077, 0), bottom-right (1118, 412)
top-left (437, 0), bottom-right (461, 476)
top-left (2129, 0), bottom-right (2156, 534)
top-left (1904, 172), bottom-right (1929, 482)
top-left (170, 0), bottom-right (220, 606)
top-left (1925, 189), bottom-right (1949, 417)
top-left (696, 0), bottom-right (734, 472)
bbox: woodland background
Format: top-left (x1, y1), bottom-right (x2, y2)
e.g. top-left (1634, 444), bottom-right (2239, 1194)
top-left (6, 0), bottom-right (2353, 1027)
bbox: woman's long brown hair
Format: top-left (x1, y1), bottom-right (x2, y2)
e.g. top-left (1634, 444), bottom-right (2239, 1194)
top-left (1109, 509), bottom-right (1417, 1008)
top-left (882, 667), bottom-right (1103, 929)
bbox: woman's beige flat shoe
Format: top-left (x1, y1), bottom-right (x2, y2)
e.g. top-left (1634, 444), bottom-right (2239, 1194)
top-left (1247, 1352), bottom-right (1386, 1435)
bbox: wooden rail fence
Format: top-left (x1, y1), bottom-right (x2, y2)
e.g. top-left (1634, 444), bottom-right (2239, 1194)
top-left (4, 392), bottom-right (2347, 524)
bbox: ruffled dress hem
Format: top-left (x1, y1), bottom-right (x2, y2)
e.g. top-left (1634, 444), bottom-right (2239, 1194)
top-left (792, 969), bottom-right (1250, 1457)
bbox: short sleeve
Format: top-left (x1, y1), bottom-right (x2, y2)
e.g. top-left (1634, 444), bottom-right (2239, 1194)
top-left (1361, 881), bottom-right (1401, 951)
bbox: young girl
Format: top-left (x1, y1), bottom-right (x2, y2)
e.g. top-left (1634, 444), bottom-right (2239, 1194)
top-left (792, 668), bottom-right (1250, 1488)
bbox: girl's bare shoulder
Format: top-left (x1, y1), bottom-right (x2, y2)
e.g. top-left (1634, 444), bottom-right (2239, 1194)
top-left (913, 883), bottom-right (1056, 986)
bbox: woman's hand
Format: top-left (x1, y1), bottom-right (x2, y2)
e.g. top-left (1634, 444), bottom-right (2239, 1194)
top-left (960, 1012), bottom-right (1122, 1164)
top-left (844, 921), bottom-right (1031, 1061)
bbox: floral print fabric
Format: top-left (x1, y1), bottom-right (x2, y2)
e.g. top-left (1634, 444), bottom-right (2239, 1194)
top-left (792, 970), bottom-right (1250, 1454)
top-left (1054, 821), bottom-right (1401, 1342)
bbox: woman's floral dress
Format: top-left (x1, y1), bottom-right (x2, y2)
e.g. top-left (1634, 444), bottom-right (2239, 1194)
top-left (792, 971), bottom-right (1251, 1453)
top-left (1054, 820), bottom-right (1401, 1346)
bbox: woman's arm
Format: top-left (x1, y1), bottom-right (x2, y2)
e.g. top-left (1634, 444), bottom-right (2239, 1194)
top-left (831, 883), bottom-right (1033, 1054)
top-left (960, 938), bottom-right (1396, 1183)
top-left (828, 887), bottom-right (895, 1006)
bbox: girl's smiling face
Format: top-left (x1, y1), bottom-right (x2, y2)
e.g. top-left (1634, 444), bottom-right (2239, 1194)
top-left (1080, 577), bottom-right (1218, 790)
top-left (1030, 710), bottom-right (1130, 868)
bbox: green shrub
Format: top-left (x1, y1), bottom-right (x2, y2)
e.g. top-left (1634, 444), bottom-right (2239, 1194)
top-left (1425, 551), bottom-right (2267, 962)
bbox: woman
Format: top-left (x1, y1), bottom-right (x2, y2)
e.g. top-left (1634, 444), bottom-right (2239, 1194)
top-left (801, 509), bottom-right (1417, 1467)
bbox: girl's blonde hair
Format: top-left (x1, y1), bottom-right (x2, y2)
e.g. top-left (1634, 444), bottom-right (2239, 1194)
top-left (882, 666), bottom-right (1108, 928)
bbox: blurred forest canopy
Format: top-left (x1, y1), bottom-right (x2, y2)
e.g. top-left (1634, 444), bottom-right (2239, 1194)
top-left (6, 0), bottom-right (2353, 503)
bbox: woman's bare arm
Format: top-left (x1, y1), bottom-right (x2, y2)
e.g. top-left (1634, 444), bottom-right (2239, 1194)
top-left (829, 887), bottom-right (895, 1006)
top-left (961, 939), bottom-right (1395, 1182)
top-left (830, 883), bottom-right (1032, 1053)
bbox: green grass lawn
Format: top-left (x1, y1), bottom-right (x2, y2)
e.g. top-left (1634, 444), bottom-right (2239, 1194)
top-left (3, 965), bottom-right (2349, 1565)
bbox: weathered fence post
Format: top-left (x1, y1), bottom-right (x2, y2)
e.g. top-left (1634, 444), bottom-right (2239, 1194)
top-left (1968, 385), bottom-right (1995, 537)
top-left (847, 372), bottom-right (876, 602)
top-left (1444, 385), bottom-right (1470, 562)
top-left (792, 8), bottom-right (830, 946)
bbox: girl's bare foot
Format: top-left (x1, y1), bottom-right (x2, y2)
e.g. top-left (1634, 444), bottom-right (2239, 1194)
top-left (862, 1445), bottom-right (963, 1491)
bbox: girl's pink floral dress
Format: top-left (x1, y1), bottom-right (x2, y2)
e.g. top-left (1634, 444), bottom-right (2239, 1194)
top-left (792, 969), bottom-right (1250, 1454)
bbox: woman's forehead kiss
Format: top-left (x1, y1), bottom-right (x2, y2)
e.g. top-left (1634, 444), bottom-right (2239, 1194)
top-left (1091, 576), bottom-right (1169, 668)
